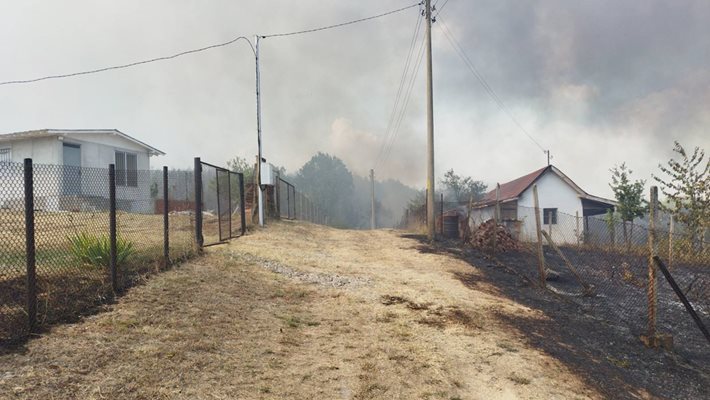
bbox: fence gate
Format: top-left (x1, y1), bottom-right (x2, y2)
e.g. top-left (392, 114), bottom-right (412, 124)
top-left (197, 160), bottom-right (246, 246)
top-left (277, 177), bottom-right (296, 220)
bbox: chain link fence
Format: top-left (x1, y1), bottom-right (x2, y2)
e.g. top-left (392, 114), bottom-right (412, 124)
top-left (1, 160), bottom-right (198, 343)
top-left (468, 199), bottom-right (709, 366)
top-left (2, 156), bottom-right (323, 343)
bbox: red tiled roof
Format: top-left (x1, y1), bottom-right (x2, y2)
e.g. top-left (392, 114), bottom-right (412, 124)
top-left (478, 166), bottom-right (550, 206)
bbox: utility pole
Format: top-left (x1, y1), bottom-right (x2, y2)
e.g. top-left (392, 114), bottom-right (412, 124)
top-left (255, 35), bottom-right (265, 226)
top-left (370, 169), bottom-right (376, 230)
top-left (545, 150), bottom-right (551, 166)
top-left (425, 0), bottom-right (436, 240)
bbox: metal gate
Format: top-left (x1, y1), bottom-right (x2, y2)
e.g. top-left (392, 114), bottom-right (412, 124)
top-left (277, 177), bottom-right (296, 220)
top-left (197, 160), bottom-right (246, 246)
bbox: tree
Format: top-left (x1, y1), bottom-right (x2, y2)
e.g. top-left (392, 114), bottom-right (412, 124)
top-left (603, 208), bottom-right (620, 247)
top-left (653, 141), bottom-right (709, 246)
top-left (609, 163), bottom-right (646, 247)
top-left (227, 156), bottom-right (254, 183)
top-left (439, 169), bottom-right (487, 203)
top-left (292, 152), bottom-right (356, 228)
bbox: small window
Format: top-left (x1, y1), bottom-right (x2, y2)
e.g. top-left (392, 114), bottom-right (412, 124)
top-left (543, 208), bottom-right (557, 224)
top-left (115, 151), bottom-right (138, 187)
top-left (0, 148), bottom-right (11, 163)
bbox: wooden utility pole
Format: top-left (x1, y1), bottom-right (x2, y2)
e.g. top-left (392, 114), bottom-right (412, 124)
top-left (669, 215), bottom-right (674, 270)
top-left (425, 0), bottom-right (436, 241)
top-left (647, 186), bottom-right (659, 338)
top-left (492, 184), bottom-right (500, 255)
top-left (641, 186), bottom-right (672, 349)
top-left (533, 185), bottom-right (547, 287)
top-left (370, 169), bottom-right (376, 230)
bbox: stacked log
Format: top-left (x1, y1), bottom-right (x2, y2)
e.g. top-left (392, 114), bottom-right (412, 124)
top-left (470, 219), bottom-right (522, 252)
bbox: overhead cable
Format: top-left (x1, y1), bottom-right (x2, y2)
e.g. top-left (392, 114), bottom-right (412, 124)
top-left (0, 3), bottom-right (422, 86)
top-left (262, 2), bottom-right (422, 38)
top-left (374, 11), bottom-right (424, 170)
top-left (0, 37), bottom-right (255, 86)
top-left (437, 15), bottom-right (546, 152)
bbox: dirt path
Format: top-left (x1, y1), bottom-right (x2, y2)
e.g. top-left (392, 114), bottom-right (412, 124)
top-left (1, 222), bottom-right (609, 399)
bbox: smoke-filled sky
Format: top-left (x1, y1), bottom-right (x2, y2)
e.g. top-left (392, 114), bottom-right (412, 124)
top-left (1, 0), bottom-right (708, 199)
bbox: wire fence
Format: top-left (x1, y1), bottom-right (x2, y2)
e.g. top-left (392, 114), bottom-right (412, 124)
top-left (399, 198), bottom-right (469, 233)
top-left (274, 174), bottom-right (323, 224)
top-left (2, 156), bottom-right (326, 343)
top-left (466, 200), bottom-right (710, 366)
top-left (0, 160), bottom-right (197, 343)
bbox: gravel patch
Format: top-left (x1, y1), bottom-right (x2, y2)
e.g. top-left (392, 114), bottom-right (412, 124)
top-left (228, 251), bottom-right (370, 289)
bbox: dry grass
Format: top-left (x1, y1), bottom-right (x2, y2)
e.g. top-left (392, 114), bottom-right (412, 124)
top-left (0, 221), bottom-right (600, 399)
top-left (0, 210), bottom-right (195, 341)
top-left (0, 210), bottom-right (193, 253)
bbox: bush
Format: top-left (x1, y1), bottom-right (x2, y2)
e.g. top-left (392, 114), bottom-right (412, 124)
top-left (69, 232), bottom-right (135, 268)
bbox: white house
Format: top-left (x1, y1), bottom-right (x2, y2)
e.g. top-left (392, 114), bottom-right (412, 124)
top-left (0, 129), bottom-right (164, 212)
top-left (470, 165), bottom-right (616, 244)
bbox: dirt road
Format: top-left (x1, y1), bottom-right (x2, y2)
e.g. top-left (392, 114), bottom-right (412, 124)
top-left (0, 222), bottom-right (659, 399)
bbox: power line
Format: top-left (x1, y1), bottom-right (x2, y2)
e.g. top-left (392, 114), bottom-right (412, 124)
top-left (0, 36), bottom-right (255, 87)
top-left (433, 0), bottom-right (451, 19)
top-left (379, 26), bottom-right (428, 170)
top-left (0, 2), bottom-right (422, 87)
top-left (437, 14), bottom-right (546, 153)
top-left (262, 2), bottom-right (422, 38)
top-left (374, 9), bottom-right (424, 170)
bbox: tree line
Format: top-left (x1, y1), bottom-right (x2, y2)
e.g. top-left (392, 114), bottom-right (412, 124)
top-left (227, 152), bottom-right (418, 229)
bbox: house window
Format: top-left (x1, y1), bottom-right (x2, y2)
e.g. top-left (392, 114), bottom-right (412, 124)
top-left (115, 151), bottom-right (138, 187)
top-left (543, 208), bottom-right (558, 224)
top-left (0, 148), bottom-right (10, 163)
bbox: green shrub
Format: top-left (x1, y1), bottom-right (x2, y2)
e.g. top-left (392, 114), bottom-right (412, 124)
top-left (69, 232), bottom-right (135, 268)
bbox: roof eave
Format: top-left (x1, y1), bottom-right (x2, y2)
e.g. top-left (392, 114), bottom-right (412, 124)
top-left (47, 129), bottom-right (166, 156)
top-left (471, 197), bottom-right (519, 209)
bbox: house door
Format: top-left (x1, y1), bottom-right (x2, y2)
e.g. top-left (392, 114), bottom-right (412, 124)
top-left (62, 143), bottom-right (81, 195)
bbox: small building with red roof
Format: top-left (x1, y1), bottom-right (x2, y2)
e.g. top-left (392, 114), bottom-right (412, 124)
top-left (470, 165), bottom-right (616, 243)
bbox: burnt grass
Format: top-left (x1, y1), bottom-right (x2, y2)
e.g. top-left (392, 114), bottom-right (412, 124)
top-left (404, 234), bottom-right (710, 400)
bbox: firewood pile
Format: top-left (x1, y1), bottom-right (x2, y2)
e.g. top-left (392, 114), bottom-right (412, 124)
top-left (470, 219), bottom-right (522, 252)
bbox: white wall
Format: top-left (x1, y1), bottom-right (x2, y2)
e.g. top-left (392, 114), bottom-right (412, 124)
top-left (0, 137), bottom-right (62, 209)
top-left (469, 206), bottom-right (495, 229)
top-left (0, 133), bottom-right (155, 212)
top-left (60, 134), bottom-right (152, 211)
top-left (6, 137), bottom-right (62, 165)
top-left (517, 171), bottom-right (583, 244)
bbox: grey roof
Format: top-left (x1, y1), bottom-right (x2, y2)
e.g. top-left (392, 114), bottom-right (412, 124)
top-left (0, 129), bottom-right (165, 156)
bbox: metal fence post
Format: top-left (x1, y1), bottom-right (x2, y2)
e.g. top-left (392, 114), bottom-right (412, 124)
top-left (24, 158), bottom-right (37, 333)
top-left (227, 170), bottom-right (232, 238)
top-left (194, 158), bottom-right (203, 249)
top-left (163, 166), bottom-right (169, 266)
top-left (109, 164), bottom-right (118, 293)
top-left (215, 167), bottom-right (222, 241)
top-left (287, 183), bottom-right (291, 219)
top-left (493, 184), bottom-right (500, 255)
top-left (238, 172), bottom-right (246, 235)
top-left (275, 175), bottom-right (280, 218)
top-left (440, 193), bottom-right (444, 235)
